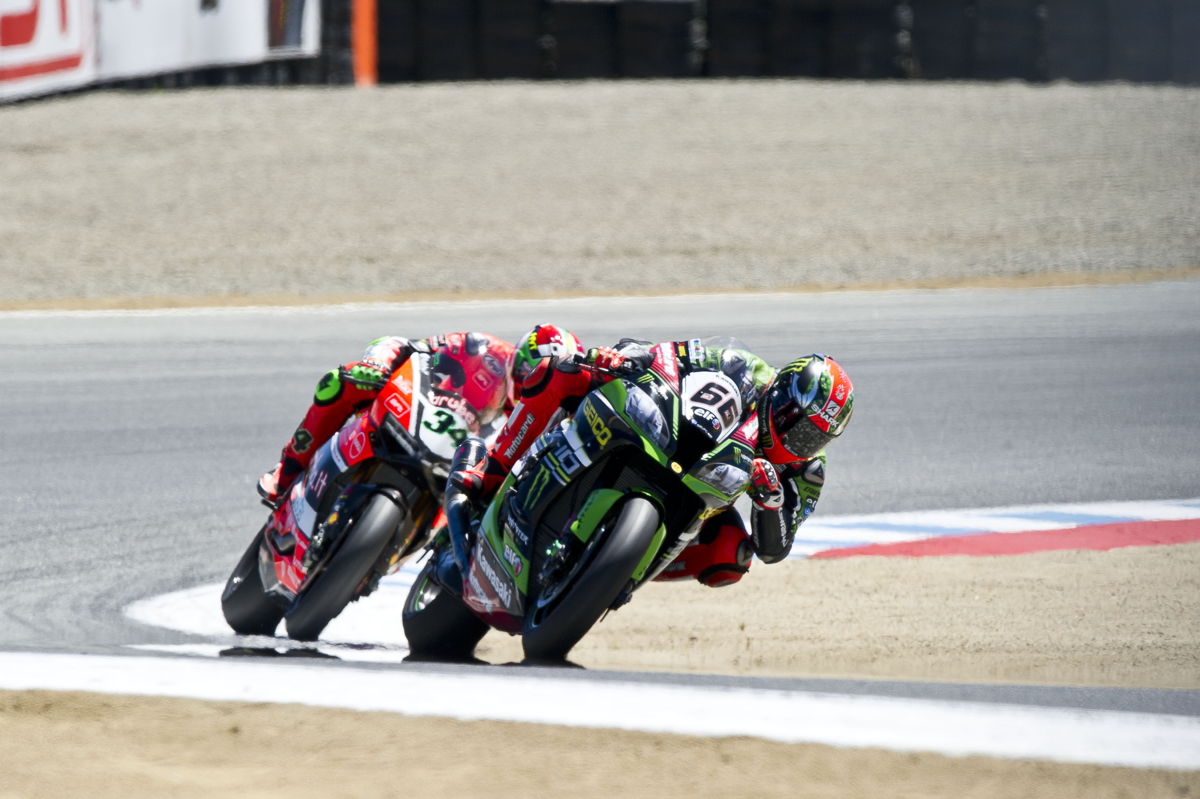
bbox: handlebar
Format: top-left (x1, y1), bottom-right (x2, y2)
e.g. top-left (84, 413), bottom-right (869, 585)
top-left (568, 350), bottom-right (645, 379)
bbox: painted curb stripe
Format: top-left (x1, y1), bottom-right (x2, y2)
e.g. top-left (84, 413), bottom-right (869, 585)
top-left (807, 520), bottom-right (983, 535)
top-left (791, 498), bottom-right (1200, 559)
top-left (983, 511), bottom-right (1141, 526)
top-left (810, 518), bottom-right (1200, 559)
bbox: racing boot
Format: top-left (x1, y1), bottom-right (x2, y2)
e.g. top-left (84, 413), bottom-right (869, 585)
top-left (653, 507), bottom-right (753, 587)
top-left (257, 456), bottom-right (305, 508)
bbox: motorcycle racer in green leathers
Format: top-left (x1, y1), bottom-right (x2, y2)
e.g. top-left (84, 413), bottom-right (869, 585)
top-left (451, 333), bottom-right (856, 587)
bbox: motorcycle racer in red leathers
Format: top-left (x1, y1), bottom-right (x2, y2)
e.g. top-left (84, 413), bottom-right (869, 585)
top-left (257, 325), bottom-right (591, 507)
top-left (258, 332), bottom-right (522, 507)
top-left (450, 335), bottom-right (856, 587)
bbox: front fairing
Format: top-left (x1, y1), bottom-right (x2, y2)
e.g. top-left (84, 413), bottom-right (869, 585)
top-left (607, 374), bottom-right (756, 511)
top-left (373, 354), bottom-right (507, 489)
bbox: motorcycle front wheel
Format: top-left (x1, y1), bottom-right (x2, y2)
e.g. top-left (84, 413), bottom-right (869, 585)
top-left (522, 496), bottom-right (661, 663)
top-left (284, 493), bottom-right (403, 641)
top-left (221, 526), bottom-right (286, 636)
top-left (401, 556), bottom-right (489, 660)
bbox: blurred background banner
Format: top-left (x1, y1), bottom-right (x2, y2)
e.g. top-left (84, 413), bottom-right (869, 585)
top-left (0, 0), bottom-right (96, 99)
top-left (3, 0), bottom-right (1199, 101)
top-left (0, 0), bottom-right (319, 101)
top-left (95, 0), bottom-right (319, 81)
top-left (269, 0), bottom-right (311, 51)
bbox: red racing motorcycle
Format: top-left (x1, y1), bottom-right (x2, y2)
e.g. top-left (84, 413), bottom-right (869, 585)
top-left (221, 352), bottom-right (504, 641)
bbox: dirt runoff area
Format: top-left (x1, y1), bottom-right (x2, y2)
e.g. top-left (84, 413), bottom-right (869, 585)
top-left (3, 543), bottom-right (1198, 798)
top-left (2, 80), bottom-right (1199, 796)
top-left (1, 81), bottom-right (1198, 307)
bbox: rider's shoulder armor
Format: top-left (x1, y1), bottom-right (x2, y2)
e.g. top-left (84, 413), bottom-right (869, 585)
top-left (676, 340), bottom-right (774, 411)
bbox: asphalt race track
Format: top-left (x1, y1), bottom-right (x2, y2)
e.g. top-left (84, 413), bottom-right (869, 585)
top-left (1, 279), bottom-right (1198, 734)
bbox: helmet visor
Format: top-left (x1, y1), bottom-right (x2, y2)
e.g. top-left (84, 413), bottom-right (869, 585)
top-left (777, 415), bottom-right (835, 460)
top-left (510, 348), bottom-right (538, 385)
top-left (766, 382), bottom-right (836, 461)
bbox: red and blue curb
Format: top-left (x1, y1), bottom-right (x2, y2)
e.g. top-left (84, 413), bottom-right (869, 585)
top-left (791, 497), bottom-right (1200, 559)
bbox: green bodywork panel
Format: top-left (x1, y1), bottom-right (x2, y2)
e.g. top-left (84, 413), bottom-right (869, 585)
top-left (568, 486), bottom-right (666, 583)
top-left (569, 488), bottom-right (626, 543)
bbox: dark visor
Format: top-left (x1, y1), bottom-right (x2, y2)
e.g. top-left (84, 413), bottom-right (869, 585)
top-left (779, 415), bottom-right (835, 460)
top-left (768, 381), bottom-right (835, 460)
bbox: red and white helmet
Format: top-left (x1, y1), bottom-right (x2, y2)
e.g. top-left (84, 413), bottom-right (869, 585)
top-left (759, 354), bottom-right (855, 465)
top-left (507, 324), bottom-right (584, 404)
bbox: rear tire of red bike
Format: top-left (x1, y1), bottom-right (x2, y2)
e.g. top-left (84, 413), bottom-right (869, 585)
top-left (402, 557), bottom-right (489, 660)
top-left (221, 527), bottom-right (286, 636)
top-left (284, 493), bottom-right (402, 642)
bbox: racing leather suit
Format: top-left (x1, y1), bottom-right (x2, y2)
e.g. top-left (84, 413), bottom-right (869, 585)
top-left (464, 338), bottom-right (826, 586)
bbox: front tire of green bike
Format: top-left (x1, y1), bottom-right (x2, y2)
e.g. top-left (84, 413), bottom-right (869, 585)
top-left (522, 497), bottom-right (660, 663)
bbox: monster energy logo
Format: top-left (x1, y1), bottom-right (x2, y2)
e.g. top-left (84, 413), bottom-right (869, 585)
top-left (525, 465), bottom-right (553, 508)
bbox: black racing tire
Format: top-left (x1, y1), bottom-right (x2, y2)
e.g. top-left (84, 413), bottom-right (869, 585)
top-left (402, 557), bottom-right (489, 660)
top-left (522, 497), bottom-right (660, 663)
top-left (221, 527), bottom-right (286, 636)
top-left (284, 493), bottom-right (402, 642)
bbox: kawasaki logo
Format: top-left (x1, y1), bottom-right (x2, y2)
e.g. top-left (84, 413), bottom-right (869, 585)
top-left (477, 550), bottom-right (512, 606)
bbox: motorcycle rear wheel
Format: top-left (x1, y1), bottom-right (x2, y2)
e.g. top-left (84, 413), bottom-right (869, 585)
top-left (402, 557), bottom-right (489, 660)
top-left (284, 493), bottom-right (403, 641)
top-left (522, 496), bottom-right (660, 663)
top-left (221, 526), bottom-right (286, 636)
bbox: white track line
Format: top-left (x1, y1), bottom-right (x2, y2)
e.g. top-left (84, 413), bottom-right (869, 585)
top-left (0, 652), bottom-right (1197, 771)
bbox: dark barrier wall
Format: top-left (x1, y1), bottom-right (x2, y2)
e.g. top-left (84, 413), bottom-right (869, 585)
top-left (1173, 1), bottom-right (1200, 84)
top-left (86, 0), bottom-right (1198, 91)
top-left (972, 0), bottom-right (1042, 81)
top-left (1043, 0), bottom-right (1106, 81)
top-left (547, 1), bottom-right (621, 78)
top-left (363, 0), bottom-right (1198, 84)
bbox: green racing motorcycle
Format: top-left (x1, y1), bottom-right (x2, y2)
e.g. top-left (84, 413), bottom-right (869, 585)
top-left (401, 341), bottom-right (759, 662)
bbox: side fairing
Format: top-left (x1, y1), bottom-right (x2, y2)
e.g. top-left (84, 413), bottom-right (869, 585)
top-left (682, 439), bottom-right (755, 510)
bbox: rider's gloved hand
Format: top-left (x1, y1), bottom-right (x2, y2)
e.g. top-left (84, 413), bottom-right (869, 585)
top-left (586, 347), bottom-right (638, 375)
top-left (748, 458), bottom-right (784, 511)
top-left (340, 359), bottom-right (390, 390)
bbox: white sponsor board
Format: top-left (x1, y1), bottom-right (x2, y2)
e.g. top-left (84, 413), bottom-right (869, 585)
top-left (1, 0), bottom-right (319, 101)
top-left (96, 0), bottom-right (319, 82)
top-left (0, 0), bottom-right (96, 100)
